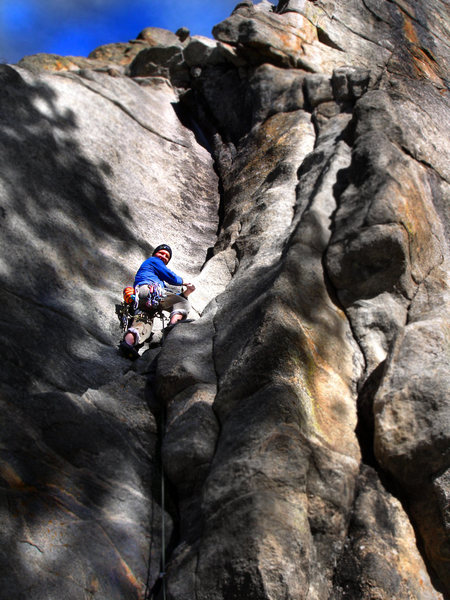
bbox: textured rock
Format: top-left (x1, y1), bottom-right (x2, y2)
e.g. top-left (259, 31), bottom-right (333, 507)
top-left (88, 41), bottom-right (149, 66)
top-left (0, 63), bottom-right (218, 392)
top-left (0, 373), bottom-right (159, 600)
top-left (250, 63), bottom-right (306, 122)
top-left (183, 36), bottom-right (219, 67)
top-left (168, 101), bottom-right (362, 600)
top-left (331, 466), bottom-right (442, 600)
top-left (88, 27), bottom-right (186, 67)
top-left (1, 1), bottom-right (449, 599)
top-left (0, 55), bottom-right (219, 599)
top-left (17, 52), bottom-right (119, 74)
top-left (136, 26), bottom-right (185, 47)
top-left (128, 45), bottom-right (191, 87)
top-left (213, 0), bottom-right (318, 68)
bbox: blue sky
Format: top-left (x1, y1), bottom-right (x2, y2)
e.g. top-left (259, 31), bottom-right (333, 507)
top-left (0, 0), bottom-right (241, 64)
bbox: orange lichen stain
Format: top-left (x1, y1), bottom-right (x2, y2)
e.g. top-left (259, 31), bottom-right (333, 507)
top-left (403, 15), bottom-right (419, 45)
top-left (395, 169), bottom-right (441, 274)
top-left (279, 31), bottom-right (304, 55)
top-left (117, 556), bottom-right (142, 593)
top-left (281, 12), bottom-right (318, 45)
top-left (402, 15), bottom-right (445, 85)
top-left (43, 483), bottom-right (89, 518)
top-left (299, 18), bottom-right (318, 44)
top-left (230, 113), bottom-right (301, 193)
top-left (411, 47), bottom-right (443, 83)
top-left (0, 462), bottom-right (36, 492)
top-left (87, 576), bottom-right (99, 595)
top-left (95, 525), bottom-right (144, 598)
top-left (273, 304), bottom-right (359, 458)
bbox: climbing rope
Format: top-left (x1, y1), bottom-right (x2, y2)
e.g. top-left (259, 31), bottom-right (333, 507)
top-left (144, 345), bottom-right (168, 600)
top-left (160, 407), bottom-right (167, 600)
top-left (119, 288), bottom-right (171, 599)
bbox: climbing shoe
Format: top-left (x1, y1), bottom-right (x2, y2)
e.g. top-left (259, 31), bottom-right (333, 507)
top-left (119, 340), bottom-right (140, 360)
top-left (164, 318), bottom-right (195, 333)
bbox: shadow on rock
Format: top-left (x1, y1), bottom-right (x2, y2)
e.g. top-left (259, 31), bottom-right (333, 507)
top-left (0, 372), bottom-right (161, 599)
top-left (0, 65), bottom-right (151, 394)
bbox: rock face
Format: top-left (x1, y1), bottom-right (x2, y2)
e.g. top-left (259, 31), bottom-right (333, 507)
top-left (0, 1), bottom-right (448, 599)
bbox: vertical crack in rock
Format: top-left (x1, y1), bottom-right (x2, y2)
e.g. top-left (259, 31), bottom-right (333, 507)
top-left (159, 54), bottom-right (368, 600)
top-left (324, 83), bottom-right (450, 595)
top-left (153, 5), bottom-right (448, 594)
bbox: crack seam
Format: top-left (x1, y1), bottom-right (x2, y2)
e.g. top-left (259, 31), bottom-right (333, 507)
top-left (400, 144), bottom-right (450, 185)
top-left (387, 0), bottom-right (450, 48)
top-left (331, 16), bottom-right (394, 50)
top-left (361, 0), bottom-right (393, 26)
top-left (59, 72), bottom-right (191, 148)
top-left (19, 539), bottom-right (44, 553)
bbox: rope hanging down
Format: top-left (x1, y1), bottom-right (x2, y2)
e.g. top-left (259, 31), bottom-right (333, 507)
top-left (145, 387), bottom-right (168, 600)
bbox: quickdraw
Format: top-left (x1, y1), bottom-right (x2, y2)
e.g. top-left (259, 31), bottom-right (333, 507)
top-left (115, 301), bottom-right (166, 332)
top-left (144, 283), bottom-right (164, 309)
top-left (115, 301), bottom-right (134, 332)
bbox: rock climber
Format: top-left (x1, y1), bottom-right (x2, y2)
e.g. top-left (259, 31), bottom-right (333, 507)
top-left (119, 244), bottom-right (195, 359)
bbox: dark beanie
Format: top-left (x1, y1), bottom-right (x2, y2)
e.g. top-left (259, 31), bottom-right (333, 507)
top-left (152, 244), bottom-right (172, 261)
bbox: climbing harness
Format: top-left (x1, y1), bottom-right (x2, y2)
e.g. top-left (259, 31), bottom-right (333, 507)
top-left (116, 281), bottom-right (168, 334)
top-left (128, 284), bottom-right (164, 311)
top-left (144, 283), bottom-right (164, 309)
top-left (116, 301), bottom-right (167, 332)
top-left (115, 301), bottom-right (134, 332)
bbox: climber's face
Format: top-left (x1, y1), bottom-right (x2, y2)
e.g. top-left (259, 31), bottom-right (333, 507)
top-left (155, 249), bottom-right (171, 264)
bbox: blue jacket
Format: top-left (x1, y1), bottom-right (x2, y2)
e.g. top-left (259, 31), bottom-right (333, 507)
top-left (133, 256), bottom-right (183, 288)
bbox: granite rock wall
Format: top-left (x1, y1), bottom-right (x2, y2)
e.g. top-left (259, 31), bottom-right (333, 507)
top-left (0, 1), bottom-right (448, 598)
